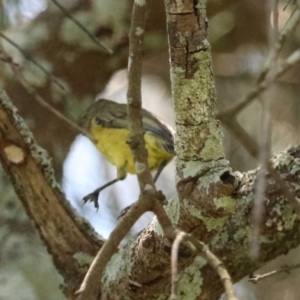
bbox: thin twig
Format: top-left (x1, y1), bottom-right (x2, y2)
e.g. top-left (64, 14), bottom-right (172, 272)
top-left (50, 0), bottom-right (113, 54)
top-left (126, 0), bottom-right (154, 191)
top-left (217, 42), bottom-right (300, 118)
top-left (284, 0), bottom-right (296, 10)
top-left (218, 10), bottom-right (300, 219)
top-left (170, 231), bottom-right (185, 300)
top-left (257, 7), bottom-right (300, 84)
top-left (249, 263), bottom-right (300, 283)
top-left (219, 116), bottom-right (300, 217)
top-left (76, 1), bottom-right (155, 299)
top-left (76, 198), bottom-right (152, 300)
top-left (0, 33), bottom-right (66, 91)
top-left (170, 231), bottom-right (238, 300)
top-left (0, 47), bottom-right (88, 137)
top-left (250, 0), bottom-right (278, 259)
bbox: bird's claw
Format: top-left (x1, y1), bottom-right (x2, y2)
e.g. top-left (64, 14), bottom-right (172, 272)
top-left (117, 204), bottom-right (132, 219)
top-left (82, 192), bottom-right (99, 211)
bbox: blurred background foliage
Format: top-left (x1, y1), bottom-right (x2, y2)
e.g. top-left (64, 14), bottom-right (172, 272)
top-left (0, 0), bottom-right (300, 299)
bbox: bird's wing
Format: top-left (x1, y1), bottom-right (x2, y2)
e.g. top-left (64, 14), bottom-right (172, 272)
top-left (95, 104), bottom-right (175, 154)
top-left (95, 105), bottom-right (128, 128)
top-left (142, 110), bottom-right (175, 154)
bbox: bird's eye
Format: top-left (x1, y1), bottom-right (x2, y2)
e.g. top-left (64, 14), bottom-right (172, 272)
top-left (95, 117), bottom-right (103, 125)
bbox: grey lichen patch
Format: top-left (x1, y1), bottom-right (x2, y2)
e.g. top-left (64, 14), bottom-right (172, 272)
top-left (102, 237), bottom-right (136, 289)
top-left (179, 161), bottom-right (231, 197)
top-left (0, 90), bottom-right (59, 189)
top-left (177, 256), bottom-right (206, 299)
top-left (150, 216), bottom-right (163, 236)
top-left (201, 215), bottom-right (227, 232)
top-left (173, 67), bottom-right (186, 74)
top-left (144, 184), bottom-right (153, 191)
top-left (271, 202), bottom-right (283, 216)
top-left (232, 227), bottom-right (248, 246)
top-left (135, 27), bottom-right (144, 36)
top-left (282, 205), bottom-right (297, 230)
top-left (272, 150), bottom-right (294, 169)
top-left (290, 160), bottom-right (300, 175)
top-left (156, 293), bottom-right (170, 300)
top-left (260, 234), bottom-right (277, 245)
top-left (176, 120), bottom-right (224, 161)
top-left (30, 144), bottom-right (59, 189)
top-left (166, 197), bottom-right (181, 225)
top-left (171, 50), bottom-right (216, 125)
top-left (213, 196), bottom-right (235, 214)
top-left (200, 121), bottom-right (224, 161)
top-left (135, 162), bottom-right (146, 174)
top-left (210, 230), bottom-right (229, 247)
top-left (195, 0), bottom-right (207, 18)
top-left (135, 0), bottom-right (146, 6)
top-left (73, 252), bottom-right (94, 269)
top-left (181, 158), bottom-right (229, 179)
top-left (183, 199), bottom-right (227, 232)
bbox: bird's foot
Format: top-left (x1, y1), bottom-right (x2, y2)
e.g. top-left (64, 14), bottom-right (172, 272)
top-left (117, 204), bottom-right (132, 219)
top-left (82, 191), bottom-right (100, 211)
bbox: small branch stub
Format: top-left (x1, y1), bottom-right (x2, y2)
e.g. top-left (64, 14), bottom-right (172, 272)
top-left (3, 144), bottom-right (26, 164)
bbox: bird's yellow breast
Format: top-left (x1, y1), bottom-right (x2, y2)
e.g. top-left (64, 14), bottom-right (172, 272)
top-left (89, 122), bottom-right (173, 174)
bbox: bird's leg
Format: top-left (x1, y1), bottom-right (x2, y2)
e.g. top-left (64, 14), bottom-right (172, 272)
top-left (82, 178), bottom-right (120, 210)
top-left (83, 167), bottom-right (127, 211)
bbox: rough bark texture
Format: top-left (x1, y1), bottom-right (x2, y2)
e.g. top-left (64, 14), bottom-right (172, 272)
top-left (0, 90), bottom-right (102, 297)
top-left (99, 1), bottom-right (238, 299)
top-left (1, 1), bottom-right (300, 300)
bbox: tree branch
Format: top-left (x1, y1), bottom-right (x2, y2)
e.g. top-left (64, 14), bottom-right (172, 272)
top-left (76, 1), bottom-right (176, 299)
top-left (0, 90), bottom-right (102, 295)
top-left (49, 0), bottom-right (113, 54)
top-left (171, 231), bottom-right (237, 300)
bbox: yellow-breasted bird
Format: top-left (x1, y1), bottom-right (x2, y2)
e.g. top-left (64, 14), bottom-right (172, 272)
top-left (80, 99), bottom-right (175, 210)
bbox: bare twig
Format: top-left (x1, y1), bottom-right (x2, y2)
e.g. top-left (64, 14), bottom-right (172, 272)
top-left (50, 0), bottom-right (113, 54)
top-left (218, 23), bottom-right (300, 221)
top-left (284, 0), bottom-right (296, 10)
top-left (76, 197), bottom-right (152, 300)
top-left (0, 47), bottom-right (88, 137)
top-left (170, 231), bottom-right (185, 299)
top-left (249, 263), bottom-right (300, 283)
top-left (0, 33), bottom-right (66, 91)
top-left (250, 0), bottom-right (278, 259)
top-left (76, 1), bottom-right (159, 299)
top-left (257, 7), bottom-right (300, 84)
top-left (170, 231), bottom-right (238, 300)
top-left (273, 0), bottom-right (279, 34)
top-left (218, 49), bottom-right (300, 118)
top-left (126, 0), bottom-right (154, 191)
top-left (219, 37), bottom-right (300, 219)
top-left (219, 116), bottom-right (300, 217)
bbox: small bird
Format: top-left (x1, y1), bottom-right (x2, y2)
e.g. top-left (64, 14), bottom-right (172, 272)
top-left (80, 99), bottom-right (175, 210)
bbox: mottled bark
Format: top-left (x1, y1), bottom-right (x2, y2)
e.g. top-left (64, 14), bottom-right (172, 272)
top-left (0, 90), bottom-right (101, 297)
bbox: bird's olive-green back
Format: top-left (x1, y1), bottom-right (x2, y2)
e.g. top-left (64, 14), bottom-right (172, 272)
top-left (80, 99), bottom-right (175, 155)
